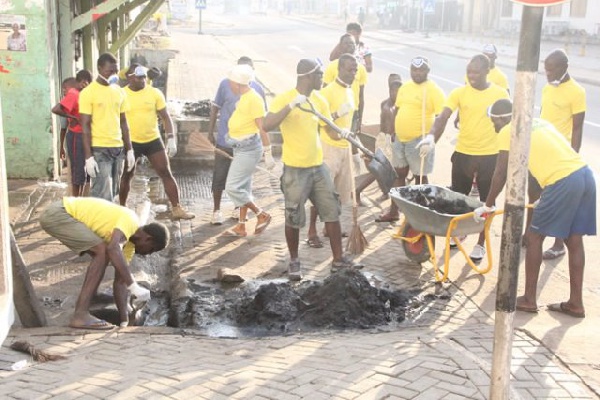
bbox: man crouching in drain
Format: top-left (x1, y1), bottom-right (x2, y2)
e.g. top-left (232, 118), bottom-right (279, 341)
top-left (40, 196), bottom-right (169, 329)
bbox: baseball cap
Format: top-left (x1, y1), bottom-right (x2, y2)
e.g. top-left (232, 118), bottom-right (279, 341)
top-left (482, 44), bottom-right (497, 55)
top-left (411, 56), bottom-right (429, 68)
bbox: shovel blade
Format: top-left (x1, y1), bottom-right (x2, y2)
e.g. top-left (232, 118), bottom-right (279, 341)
top-left (366, 148), bottom-right (398, 195)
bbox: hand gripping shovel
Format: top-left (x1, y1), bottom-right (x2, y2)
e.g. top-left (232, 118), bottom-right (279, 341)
top-left (298, 100), bottom-right (398, 194)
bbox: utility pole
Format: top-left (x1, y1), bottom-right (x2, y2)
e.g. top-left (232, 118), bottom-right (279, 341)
top-left (489, 2), bottom-right (550, 398)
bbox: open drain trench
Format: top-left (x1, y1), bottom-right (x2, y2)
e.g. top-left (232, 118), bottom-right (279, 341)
top-left (90, 165), bottom-right (453, 337)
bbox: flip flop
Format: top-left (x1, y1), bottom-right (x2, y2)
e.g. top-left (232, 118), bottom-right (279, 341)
top-left (547, 302), bottom-right (585, 318)
top-left (222, 228), bottom-right (247, 238)
top-left (375, 214), bottom-right (399, 223)
top-left (542, 248), bottom-right (566, 260)
top-left (516, 304), bottom-right (539, 313)
top-left (69, 319), bottom-right (115, 331)
top-left (254, 213), bottom-right (272, 235)
top-left (305, 236), bottom-right (324, 248)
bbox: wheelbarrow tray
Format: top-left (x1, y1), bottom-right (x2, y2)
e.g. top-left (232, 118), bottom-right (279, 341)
top-left (390, 185), bottom-right (484, 237)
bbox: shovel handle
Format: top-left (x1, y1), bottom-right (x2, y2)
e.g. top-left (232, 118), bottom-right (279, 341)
top-left (298, 101), bottom-right (375, 158)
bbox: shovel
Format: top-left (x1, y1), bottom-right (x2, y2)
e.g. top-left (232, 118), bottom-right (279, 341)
top-left (298, 100), bottom-right (398, 194)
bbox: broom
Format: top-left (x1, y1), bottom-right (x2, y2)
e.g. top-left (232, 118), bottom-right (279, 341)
top-left (189, 132), bottom-right (280, 178)
top-left (346, 144), bottom-right (369, 254)
top-left (10, 341), bottom-right (67, 363)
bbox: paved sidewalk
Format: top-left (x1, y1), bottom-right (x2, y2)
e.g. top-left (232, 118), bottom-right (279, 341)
top-left (2, 12), bottom-right (599, 400)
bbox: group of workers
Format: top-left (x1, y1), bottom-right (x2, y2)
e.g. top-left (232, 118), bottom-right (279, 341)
top-left (38, 21), bottom-right (595, 330)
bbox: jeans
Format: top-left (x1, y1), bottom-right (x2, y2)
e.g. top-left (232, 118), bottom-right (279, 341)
top-left (225, 135), bottom-right (262, 207)
top-left (91, 147), bottom-right (124, 201)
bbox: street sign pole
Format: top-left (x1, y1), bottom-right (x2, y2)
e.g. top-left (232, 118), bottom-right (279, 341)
top-left (489, 4), bottom-right (545, 399)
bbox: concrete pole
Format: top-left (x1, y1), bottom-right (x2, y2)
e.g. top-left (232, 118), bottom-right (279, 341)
top-left (489, 5), bottom-right (543, 399)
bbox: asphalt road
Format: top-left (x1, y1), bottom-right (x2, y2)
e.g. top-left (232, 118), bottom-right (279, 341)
top-left (191, 12), bottom-right (599, 180)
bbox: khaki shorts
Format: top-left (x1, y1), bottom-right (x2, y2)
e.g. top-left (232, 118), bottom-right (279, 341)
top-left (322, 142), bottom-right (352, 205)
top-left (280, 164), bottom-right (341, 228)
top-left (39, 201), bottom-right (103, 255)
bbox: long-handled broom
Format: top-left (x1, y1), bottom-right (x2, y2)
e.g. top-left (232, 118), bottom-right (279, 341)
top-left (347, 144), bottom-right (369, 255)
top-left (189, 132), bottom-right (280, 178)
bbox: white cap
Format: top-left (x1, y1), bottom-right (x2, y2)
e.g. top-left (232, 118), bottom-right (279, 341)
top-left (228, 64), bottom-right (254, 85)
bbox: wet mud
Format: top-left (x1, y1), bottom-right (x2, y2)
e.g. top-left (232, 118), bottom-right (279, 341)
top-left (181, 100), bottom-right (212, 117)
top-left (133, 269), bottom-right (438, 337)
top-left (402, 186), bottom-right (475, 215)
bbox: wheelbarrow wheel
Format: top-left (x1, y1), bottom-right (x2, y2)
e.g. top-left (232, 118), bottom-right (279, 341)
top-left (401, 223), bottom-right (433, 264)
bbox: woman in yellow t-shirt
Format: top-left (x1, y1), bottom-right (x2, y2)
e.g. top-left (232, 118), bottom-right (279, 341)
top-left (223, 65), bottom-right (273, 237)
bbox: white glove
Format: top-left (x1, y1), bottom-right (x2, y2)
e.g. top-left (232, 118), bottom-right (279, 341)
top-left (532, 199), bottom-right (540, 208)
top-left (85, 156), bottom-right (99, 178)
top-left (336, 102), bottom-right (354, 118)
top-left (263, 146), bottom-right (275, 170)
top-left (166, 137), bottom-right (177, 158)
top-left (128, 282), bottom-right (151, 302)
top-left (289, 94), bottom-right (307, 108)
top-left (126, 149), bottom-right (136, 172)
top-left (339, 128), bottom-right (352, 139)
top-left (473, 205), bottom-right (496, 223)
top-left (416, 134), bottom-right (435, 158)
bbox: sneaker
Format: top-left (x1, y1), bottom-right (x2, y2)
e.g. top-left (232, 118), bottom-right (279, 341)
top-left (469, 244), bottom-right (486, 262)
top-left (288, 260), bottom-right (303, 281)
top-left (331, 255), bottom-right (364, 273)
top-left (449, 235), bottom-right (467, 249)
top-left (231, 208), bottom-right (240, 221)
top-left (172, 205), bottom-right (195, 220)
top-left (211, 210), bottom-right (224, 225)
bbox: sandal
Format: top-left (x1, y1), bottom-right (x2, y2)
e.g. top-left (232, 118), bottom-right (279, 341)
top-left (547, 302), bottom-right (585, 318)
top-left (375, 213), bottom-right (399, 223)
top-left (542, 247), bottom-right (566, 260)
top-left (305, 236), bottom-right (324, 248)
top-left (222, 227), bottom-right (247, 238)
top-left (331, 256), bottom-right (364, 273)
top-left (254, 212), bottom-right (272, 235)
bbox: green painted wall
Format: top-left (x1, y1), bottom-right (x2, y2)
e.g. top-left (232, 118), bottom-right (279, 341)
top-left (0, 0), bottom-right (59, 178)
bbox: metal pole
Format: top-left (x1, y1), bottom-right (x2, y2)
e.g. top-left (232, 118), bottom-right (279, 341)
top-left (489, 5), bottom-right (543, 399)
top-left (198, 9), bottom-right (203, 34)
top-left (440, 0), bottom-right (445, 31)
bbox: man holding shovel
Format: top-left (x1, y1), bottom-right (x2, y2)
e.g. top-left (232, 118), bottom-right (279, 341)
top-left (306, 53), bottom-right (357, 248)
top-left (376, 56), bottom-right (446, 223)
top-left (264, 58), bottom-right (362, 281)
top-left (475, 99), bottom-right (595, 318)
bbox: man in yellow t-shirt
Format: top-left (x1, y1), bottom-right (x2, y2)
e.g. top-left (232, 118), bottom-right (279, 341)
top-left (475, 99), bottom-right (595, 319)
top-left (264, 59), bottom-right (362, 281)
top-left (324, 33), bottom-right (368, 134)
top-left (79, 53), bottom-right (135, 201)
top-left (482, 44), bottom-right (509, 92)
top-left (118, 65), bottom-right (194, 220)
top-left (529, 49), bottom-right (587, 259)
top-left (377, 56), bottom-right (446, 222)
top-left (420, 54), bottom-right (509, 261)
top-left (40, 197), bottom-right (170, 329)
top-left (306, 53), bottom-right (357, 246)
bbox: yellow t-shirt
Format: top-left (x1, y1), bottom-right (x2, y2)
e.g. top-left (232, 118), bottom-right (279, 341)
top-left (540, 78), bottom-right (586, 142)
top-left (124, 86), bottom-right (167, 144)
top-left (445, 83), bottom-right (509, 155)
top-left (323, 59), bottom-right (368, 110)
top-left (79, 81), bottom-right (129, 148)
top-left (498, 119), bottom-right (586, 188)
top-left (268, 89), bottom-right (330, 167)
top-left (228, 89), bottom-right (266, 139)
top-left (319, 81), bottom-right (353, 149)
top-left (394, 80), bottom-right (446, 142)
top-left (63, 197), bottom-right (139, 261)
top-left (463, 67), bottom-right (509, 92)
top-left (488, 67), bottom-right (509, 92)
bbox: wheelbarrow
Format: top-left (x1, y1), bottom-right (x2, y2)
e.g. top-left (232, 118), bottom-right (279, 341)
top-left (390, 184), bottom-right (502, 282)
top-left (298, 100), bottom-right (398, 194)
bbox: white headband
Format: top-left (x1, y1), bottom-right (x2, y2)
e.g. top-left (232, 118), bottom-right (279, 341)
top-left (411, 57), bottom-right (429, 68)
